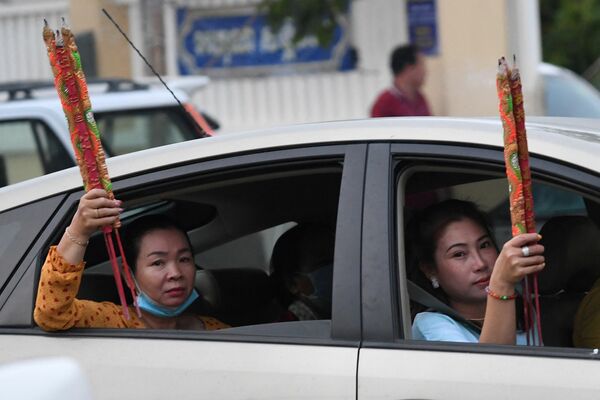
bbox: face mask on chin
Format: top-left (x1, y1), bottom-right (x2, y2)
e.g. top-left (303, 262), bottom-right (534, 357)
top-left (302, 263), bottom-right (334, 313)
top-left (136, 288), bottom-right (199, 318)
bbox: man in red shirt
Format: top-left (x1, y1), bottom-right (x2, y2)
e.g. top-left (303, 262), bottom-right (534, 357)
top-left (370, 44), bottom-right (431, 117)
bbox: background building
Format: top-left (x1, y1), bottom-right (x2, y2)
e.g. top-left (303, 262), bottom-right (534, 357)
top-left (0, 0), bottom-right (544, 132)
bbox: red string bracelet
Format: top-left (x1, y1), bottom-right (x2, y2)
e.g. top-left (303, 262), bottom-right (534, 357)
top-left (485, 286), bottom-right (517, 301)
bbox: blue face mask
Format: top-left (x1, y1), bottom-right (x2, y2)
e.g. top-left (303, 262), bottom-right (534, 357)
top-left (136, 289), bottom-right (199, 318)
top-left (304, 263), bottom-right (334, 312)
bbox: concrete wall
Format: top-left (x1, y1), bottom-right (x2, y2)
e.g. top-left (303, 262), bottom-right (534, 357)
top-left (433, 0), bottom-right (510, 116)
top-left (69, 0), bottom-right (132, 79)
top-left (423, 0), bottom-right (543, 117)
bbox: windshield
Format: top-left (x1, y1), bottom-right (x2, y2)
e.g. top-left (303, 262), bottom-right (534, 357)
top-left (94, 106), bottom-right (200, 156)
top-left (544, 72), bottom-right (600, 118)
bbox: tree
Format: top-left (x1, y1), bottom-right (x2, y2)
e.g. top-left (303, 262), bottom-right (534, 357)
top-left (540, 0), bottom-right (600, 74)
top-left (258, 0), bottom-right (350, 47)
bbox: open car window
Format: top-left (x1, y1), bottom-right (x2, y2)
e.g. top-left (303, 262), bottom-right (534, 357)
top-left (396, 162), bottom-right (600, 349)
top-left (61, 159), bottom-right (343, 338)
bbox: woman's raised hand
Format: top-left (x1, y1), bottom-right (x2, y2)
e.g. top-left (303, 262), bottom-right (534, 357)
top-left (68, 189), bottom-right (123, 242)
top-left (490, 233), bottom-right (545, 293)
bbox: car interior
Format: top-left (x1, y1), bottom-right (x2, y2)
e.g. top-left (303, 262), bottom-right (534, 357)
top-left (399, 164), bottom-right (600, 348)
top-left (74, 160), bottom-right (342, 329)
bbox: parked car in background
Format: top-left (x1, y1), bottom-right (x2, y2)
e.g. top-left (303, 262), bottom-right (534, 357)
top-left (0, 117), bottom-right (599, 399)
top-left (0, 78), bottom-right (219, 187)
top-left (541, 62), bottom-right (600, 118)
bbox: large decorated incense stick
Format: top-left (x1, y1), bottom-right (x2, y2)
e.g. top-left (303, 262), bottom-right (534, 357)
top-left (497, 59), bottom-right (526, 236)
top-left (508, 60), bottom-right (535, 234)
top-left (43, 20), bottom-right (139, 319)
top-left (496, 56), bottom-right (543, 345)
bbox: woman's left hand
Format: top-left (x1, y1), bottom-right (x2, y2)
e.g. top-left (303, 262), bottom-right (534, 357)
top-left (490, 233), bottom-right (545, 292)
top-left (481, 233), bottom-right (543, 345)
top-left (57, 189), bottom-right (122, 265)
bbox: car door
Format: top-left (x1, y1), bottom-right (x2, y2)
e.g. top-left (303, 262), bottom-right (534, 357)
top-left (0, 144), bottom-right (366, 399)
top-left (357, 143), bottom-right (600, 400)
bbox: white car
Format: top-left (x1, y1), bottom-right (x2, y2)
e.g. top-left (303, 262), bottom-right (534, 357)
top-left (0, 78), bottom-right (218, 187)
top-left (541, 62), bottom-right (600, 118)
top-left (0, 357), bottom-right (94, 400)
top-left (0, 117), bottom-right (599, 399)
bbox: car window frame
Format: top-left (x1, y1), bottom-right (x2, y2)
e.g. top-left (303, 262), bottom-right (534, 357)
top-left (0, 143), bottom-right (367, 347)
top-left (360, 141), bottom-right (600, 360)
top-left (0, 118), bottom-right (74, 186)
top-left (0, 194), bottom-right (68, 325)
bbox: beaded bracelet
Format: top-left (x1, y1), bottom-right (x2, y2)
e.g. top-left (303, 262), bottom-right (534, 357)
top-left (65, 227), bottom-right (89, 247)
top-left (485, 286), bottom-right (517, 301)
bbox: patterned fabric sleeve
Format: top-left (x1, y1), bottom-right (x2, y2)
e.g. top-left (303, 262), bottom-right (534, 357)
top-left (34, 246), bottom-right (144, 331)
top-left (200, 316), bottom-right (230, 331)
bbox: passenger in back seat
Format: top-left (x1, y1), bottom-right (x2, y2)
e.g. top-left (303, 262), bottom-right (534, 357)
top-left (34, 189), bottom-right (228, 331)
top-left (270, 224), bottom-right (335, 321)
top-left (573, 277), bottom-right (600, 348)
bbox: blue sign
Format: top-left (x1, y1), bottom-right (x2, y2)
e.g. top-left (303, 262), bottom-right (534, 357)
top-left (176, 8), bottom-right (355, 77)
top-left (407, 0), bottom-right (439, 56)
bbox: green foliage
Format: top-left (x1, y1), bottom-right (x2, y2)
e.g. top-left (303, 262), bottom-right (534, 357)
top-left (258, 0), bottom-right (350, 47)
top-left (540, 0), bottom-right (600, 74)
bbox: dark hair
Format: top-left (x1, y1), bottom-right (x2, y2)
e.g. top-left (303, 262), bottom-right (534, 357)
top-left (122, 214), bottom-right (193, 272)
top-left (271, 224), bottom-right (335, 278)
top-left (270, 223), bottom-right (335, 304)
top-left (390, 44), bottom-right (419, 76)
top-left (406, 199), bottom-right (497, 307)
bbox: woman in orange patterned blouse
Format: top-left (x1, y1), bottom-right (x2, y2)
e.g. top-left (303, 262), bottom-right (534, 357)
top-left (34, 189), bottom-right (227, 331)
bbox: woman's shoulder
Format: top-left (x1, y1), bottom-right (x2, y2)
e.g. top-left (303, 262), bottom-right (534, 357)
top-left (198, 315), bottom-right (230, 330)
top-left (414, 311), bottom-right (458, 325)
top-left (412, 311), bottom-right (479, 343)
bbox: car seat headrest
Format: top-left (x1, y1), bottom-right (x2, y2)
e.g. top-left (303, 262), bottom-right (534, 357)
top-left (538, 216), bottom-right (600, 294)
top-left (194, 269), bottom-right (221, 311)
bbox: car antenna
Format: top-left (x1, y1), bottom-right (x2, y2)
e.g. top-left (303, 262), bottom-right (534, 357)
top-left (101, 8), bottom-right (214, 136)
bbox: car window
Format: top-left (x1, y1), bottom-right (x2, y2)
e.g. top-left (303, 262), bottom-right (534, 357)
top-left (447, 177), bottom-right (586, 245)
top-left (197, 222), bottom-right (297, 272)
top-left (0, 119), bottom-right (73, 187)
top-left (397, 163), bottom-right (599, 348)
top-left (95, 107), bottom-right (199, 155)
top-left (0, 196), bottom-right (64, 292)
top-left (41, 158), bottom-right (344, 337)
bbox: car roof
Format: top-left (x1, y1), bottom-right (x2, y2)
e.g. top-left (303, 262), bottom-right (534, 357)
top-left (1, 116), bottom-right (599, 212)
top-left (0, 84), bottom-right (193, 154)
top-left (0, 86), bottom-right (190, 113)
top-left (539, 62), bottom-right (569, 76)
